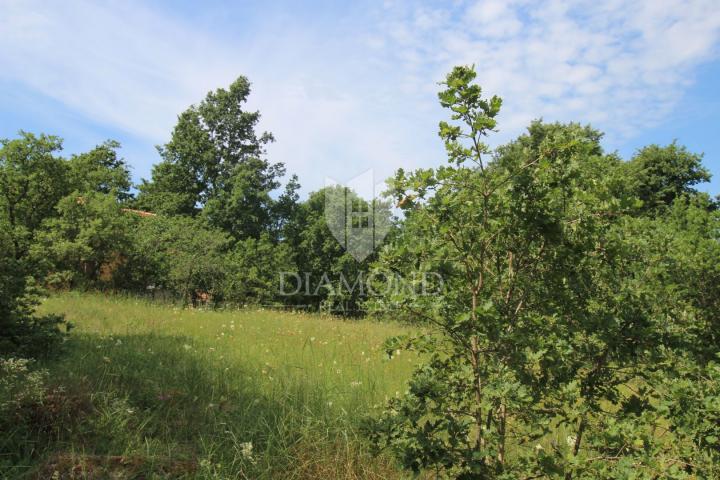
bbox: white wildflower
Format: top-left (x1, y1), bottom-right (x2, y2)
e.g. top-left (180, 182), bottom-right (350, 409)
top-left (240, 441), bottom-right (254, 460)
top-left (566, 435), bottom-right (577, 448)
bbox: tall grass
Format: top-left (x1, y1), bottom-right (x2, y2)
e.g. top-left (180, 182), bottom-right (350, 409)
top-left (4, 292), bottom-right (421, 479)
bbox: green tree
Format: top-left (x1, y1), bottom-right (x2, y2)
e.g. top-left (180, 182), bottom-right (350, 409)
top-left (0, 218), bottom-right (68, 357)
top-left (203, 157), bottom-right (285, 240)
top-left (67, 140), bottom-right (132, 202)
top-left (368, 66), bottom-right (715, 479)
top-left (32, 192), bottom-right (135, 288)
top-left (621, 142), bottom-right (711, 213)
top-left (221, 234), bottom-right (294, 305)
top-left (271, 173), bottom-right (301, 240)
top-left (283, 186), bottom-right (391, 315)
top-left (135, 77), bottom-right (287, 239)
top-left (0, 132), bottom-right (68, 256)
top-left (128, 215), bottom-right (230, 306)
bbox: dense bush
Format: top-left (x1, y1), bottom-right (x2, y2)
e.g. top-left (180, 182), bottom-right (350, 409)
top-left (32, 191), bottom-right (136, 289)
top-left (0, 221), bottom-right (69, 358)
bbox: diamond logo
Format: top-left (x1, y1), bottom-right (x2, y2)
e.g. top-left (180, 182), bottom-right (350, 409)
top-left (324, 169), bottom-right (392, 262)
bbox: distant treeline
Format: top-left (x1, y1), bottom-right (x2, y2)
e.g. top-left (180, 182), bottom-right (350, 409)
top-left (1, 78), bottom-right (389, 316)
top-left (1, 75), bottom-right (717, 319)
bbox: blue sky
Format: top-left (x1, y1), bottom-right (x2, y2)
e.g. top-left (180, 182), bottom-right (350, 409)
top-left (1, 0), bottom-right (719, 196)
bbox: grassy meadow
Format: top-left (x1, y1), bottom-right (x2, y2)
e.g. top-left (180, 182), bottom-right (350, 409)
top-left (4, 292), bottom-right (422, 479)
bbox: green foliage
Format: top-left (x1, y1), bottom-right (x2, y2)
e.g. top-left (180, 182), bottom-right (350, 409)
top-left (32, 191), bottom-right (135, 288)
top-left (621, 142), bottom-right (712, 213)
top-left (0, 220), bottom-right (31, 321)
top-left (203, 156), bottom-right (285, 240)
top-left (0, 218), bottom-right (69, 358)
top-left (128, 215), bottom-right (231, 306)
top-left (221, 234), bottom-right (294, 305)
top-left (0, 132), bottom-right (68, 256)
top-left (0, 357), bottom-right (48, 416)
top-left (135, 76), bottom-right (291, 242)
top-left (659, 355), bottom-right (720, 477)
top-left (66, 140), bottom-right (132, 202)
top-left (283, 186), bottom-right (389, 314)
top-left (369, 65), bottom-right (720, 479)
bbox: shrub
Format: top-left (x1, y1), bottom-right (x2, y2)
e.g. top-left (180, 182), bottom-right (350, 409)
top-left (0, 222), bottom-right (70, 358)
top-left (0, 357), bottom-right (47, 416)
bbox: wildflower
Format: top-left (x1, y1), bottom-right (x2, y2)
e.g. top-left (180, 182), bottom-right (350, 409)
top-left (535, 444), bottom-right (544, 452)
top-left (240, 441), bottom-right (253, 460)
top-left (183, 344), bottom-right (192, 351)
top-left (115, 339), bottom-right (122, 346)
top-left (350, 381), bottom-right (362, 388)
top-left (102, 356), bottom-right (111, 363)
top-left (310, 336), bottom-right (316, 342)
top-left (566, 435), bottom-right (577, 448)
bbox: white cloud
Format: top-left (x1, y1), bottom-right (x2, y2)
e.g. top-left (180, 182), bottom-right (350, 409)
top-left (0, 0), bottom-right (719, 193)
